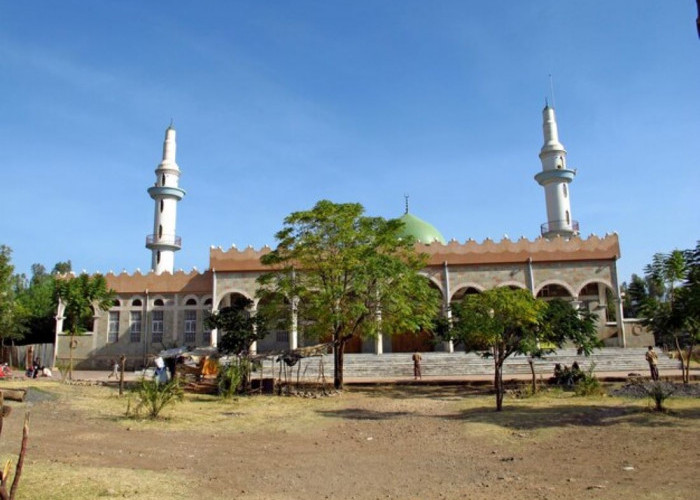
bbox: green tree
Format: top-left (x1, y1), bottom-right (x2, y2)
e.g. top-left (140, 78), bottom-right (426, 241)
top-left (55, 273), bottom-right (114, 380)
top-left (0, 246), bottom-right (26, 347)
top-left (258, 200), bottom-right (441, 390)
top-left (451, 287), bottom-right (547, 411)
top-left (14, 263), bottom-right (61, 345)
top-left (205, 296), bottom-right (269, 356)
top-left (205, 296), bottom-right (270, 394)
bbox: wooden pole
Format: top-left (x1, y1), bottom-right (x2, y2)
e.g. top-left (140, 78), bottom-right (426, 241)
top-left (119, 355), bottom-right (126, 396)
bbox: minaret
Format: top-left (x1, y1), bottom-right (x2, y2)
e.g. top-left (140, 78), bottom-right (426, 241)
top-left (146, 124), bottom-right (186, 274)
top-left (534, 104), bottom-right (578, 238)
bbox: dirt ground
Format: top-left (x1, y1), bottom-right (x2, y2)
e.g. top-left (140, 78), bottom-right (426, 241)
top-left (1, 380), bottom-right (698, 500)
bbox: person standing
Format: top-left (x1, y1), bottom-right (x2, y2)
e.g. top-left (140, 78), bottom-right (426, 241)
top-left (107, 359), bottom-right (119, 379)
top-left (645, 346), bottom-right (659, 381)
top-left (412, 351), bottom-right (422, 380)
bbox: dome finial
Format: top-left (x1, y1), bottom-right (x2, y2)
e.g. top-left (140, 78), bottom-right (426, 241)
top-left (404, 193), bottom-right (409, 214)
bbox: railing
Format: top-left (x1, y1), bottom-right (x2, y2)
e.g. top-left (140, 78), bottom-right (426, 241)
top-left (146, 234), bottom-right (182, 248)
top-left (540, 220), bottom-right (579, 236)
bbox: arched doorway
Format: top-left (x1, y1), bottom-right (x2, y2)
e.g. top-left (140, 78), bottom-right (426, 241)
top-left (390, 278), bottom-right (443, 353)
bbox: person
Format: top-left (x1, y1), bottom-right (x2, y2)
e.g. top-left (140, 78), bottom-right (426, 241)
top-left (412, 351), bottom-right (422, 380)
top-left (32, 356), bottom-right (42, 379)
top-left (107, 359), bottom-right (119, 379)
top-left (645, 345), bottom-right (659, 381)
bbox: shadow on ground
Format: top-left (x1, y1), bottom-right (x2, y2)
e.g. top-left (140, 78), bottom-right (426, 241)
top-left (448, 403), bottom-right (700, 430)
top-left (316, 408), bottom-right (411, 420)
top-left (349, 385), bottom-right (490, 401)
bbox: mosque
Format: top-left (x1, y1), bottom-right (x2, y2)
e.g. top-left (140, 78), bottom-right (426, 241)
top-left (55, 106), bottom-right (648, 369)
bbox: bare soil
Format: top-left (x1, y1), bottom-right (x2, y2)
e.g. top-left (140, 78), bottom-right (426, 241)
top-left (1, 381), bottom-right (699, 500)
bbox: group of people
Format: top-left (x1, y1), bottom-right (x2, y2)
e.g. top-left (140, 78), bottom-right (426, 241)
top-left (26, 356), bottom-right (51, 378)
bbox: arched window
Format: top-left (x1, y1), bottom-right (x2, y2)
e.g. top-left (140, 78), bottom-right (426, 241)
top-left (161, 174), bottom-right (166, 186)
top-left (112, 299), bottom-right (120, 307)
top-left (158, 225), bottom-right (163, 238)
top-left (153, 298), bottom-right (164, 307)
top-left (156, 251), bottom-right (161, 264)
top-left (185, 298), bottom-right (197, 306)
top-left (204, 298), bottom-right (212, 306)
top-left (160, 200), bottom-right (164, 213)
top-left (132, 298), bottom-right (142, 307)
top-left (563, 184), bottom-right (568, 198)
top-left (566, 210), bottom-right (571, 224)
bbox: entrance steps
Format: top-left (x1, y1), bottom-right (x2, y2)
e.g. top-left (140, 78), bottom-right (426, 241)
top-left (286, 347), bottom-right (679, 380)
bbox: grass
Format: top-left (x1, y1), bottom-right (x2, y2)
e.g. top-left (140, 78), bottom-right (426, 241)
top-left (2, 461), bottom-right (193, 500)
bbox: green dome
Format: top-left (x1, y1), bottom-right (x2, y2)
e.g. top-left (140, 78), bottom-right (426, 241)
top-left (397, 213), bottom-right (447, 245)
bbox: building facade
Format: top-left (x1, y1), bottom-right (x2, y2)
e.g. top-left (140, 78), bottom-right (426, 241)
top-left (55, 106), bottom-right (650, 369)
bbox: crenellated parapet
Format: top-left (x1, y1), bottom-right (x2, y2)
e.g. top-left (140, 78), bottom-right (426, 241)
top-left (104, 268), bottom-right (212, 293)
top-left (418, 233), bottom-right (620, 266)
top-left (209, 245), bottom-right (272, 272)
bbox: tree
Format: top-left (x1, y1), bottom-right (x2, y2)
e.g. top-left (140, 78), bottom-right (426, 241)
top-left (675, 241), bottom-right (700, 383)
top-left (451, 289), bottom-right (602, 411)
top-left (206, 296), bottom-right (269, 356)
top-left (258, 200), bottom-right (441, 390)
top-left (14, 263), bottom-right (61, 345)
top-left (55, 273), bottom-right (114, 380)
top-left (451, 287), bottom-right (547, 411)
top-left (0, 246), bottom-right (26, 348)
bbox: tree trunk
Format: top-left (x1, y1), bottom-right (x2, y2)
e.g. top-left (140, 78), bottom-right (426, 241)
top-left (68, 331), bottom-right (75, 381)
top-left (118, 355), bottom-right (126, 396)
top-left (495, 362), bottom-right (504, 411)
top-left (528, 358), bottom-right (537, 394)
top-left (0, 390), bottom-right (26, 403)
top-left (334, 339), bottom-right (345, 390)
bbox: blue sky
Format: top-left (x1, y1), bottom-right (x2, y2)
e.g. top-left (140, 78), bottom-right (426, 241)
top-left (1, 1), bottom-right (698, 284)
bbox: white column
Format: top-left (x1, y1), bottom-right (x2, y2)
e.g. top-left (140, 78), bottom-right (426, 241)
top-left (290, 297), bottom-right (298, 350)
top-left (443, 262), bottom-right (454, 353)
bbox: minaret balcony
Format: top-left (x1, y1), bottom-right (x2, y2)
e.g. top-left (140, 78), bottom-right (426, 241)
top-left (148, 185), bottom-right (186, 201)
top-left (534, 168), bottom-right (576, 186)
top-left (146, 234), bottom-right (182, 250)
top-left (540, 220), bottom-right (579, 238)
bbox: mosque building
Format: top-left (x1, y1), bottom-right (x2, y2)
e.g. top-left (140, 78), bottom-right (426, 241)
top-left (55, 106), bottom-right (648, 369)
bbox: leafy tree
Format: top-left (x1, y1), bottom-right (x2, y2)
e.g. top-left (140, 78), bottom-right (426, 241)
top-left (451, 289), bottom-right (601, 411)
top-left (14, 263), bottom-right (60, 345)
top-left (55, 273), bottom-right (114, 380)
top-left (205, 296), bottom-right (269, 356)
top-left (451, 288), bottom-right (546, 411)
top-left (258, 200), bottom-right (442, 390)
top-left (0, 246), bottom-right (26, 347)
top-left (631, 246), bottom-right (699, 383)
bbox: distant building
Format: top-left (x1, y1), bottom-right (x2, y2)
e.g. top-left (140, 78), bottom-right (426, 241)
top-left (55, 106), bottom-right (650, 369)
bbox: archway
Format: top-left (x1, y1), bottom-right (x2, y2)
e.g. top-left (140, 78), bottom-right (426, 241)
top-left (390, 279), bottom-right (443, 353)
top-left (256, 292), bottom-right (292, 352)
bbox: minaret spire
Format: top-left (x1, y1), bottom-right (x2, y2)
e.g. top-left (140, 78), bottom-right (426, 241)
top-left (146, 125), bottom-right (186, 274)
top-left (534, 105), bottom-right (578, 238)
top-left (404, 194), bottom-right (410, 214)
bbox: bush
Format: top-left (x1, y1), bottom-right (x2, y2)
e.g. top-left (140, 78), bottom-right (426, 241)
top-left (572, 363), bottom-right (604, 396)
top-left (632, 379), bottom-right (676, 411)
top-left (129, 378), bottom-right (184, 419)
top-left (217, 361), bottom-right (246, 399)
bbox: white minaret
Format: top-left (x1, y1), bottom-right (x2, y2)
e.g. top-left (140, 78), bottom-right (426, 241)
top-left (146, 125), bottom-right (186, 274)
top-left (534, 104), bottom-right (578, 238)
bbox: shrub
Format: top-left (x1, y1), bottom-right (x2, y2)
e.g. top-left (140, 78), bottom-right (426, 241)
top-left (573, 363), bottom-right (604, 396)
top-left (217, 361), bottom-right (245, 399)
top-left (130, 378), bottom-right (184, 419)
top-left (633, 379), bottom-right (676, 411)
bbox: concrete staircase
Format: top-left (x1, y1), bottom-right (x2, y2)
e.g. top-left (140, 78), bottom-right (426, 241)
top-left (286, 348), bottom-right (679, 380)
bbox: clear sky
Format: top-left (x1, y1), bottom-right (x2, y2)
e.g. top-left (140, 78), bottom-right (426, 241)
top-left (1, 1), bottom-right (698, 284)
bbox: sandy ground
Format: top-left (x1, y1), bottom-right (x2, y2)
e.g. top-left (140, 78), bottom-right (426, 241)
top-left (1, 380), bottom-right (698, 500)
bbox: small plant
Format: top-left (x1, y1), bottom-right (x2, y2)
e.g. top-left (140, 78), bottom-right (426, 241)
top-left (55, 360), bottom-right (70, 383)
top-left (217, 361), bottom-right (245, 399)
top-left (633, 379), bottom-right (676, 412)
top-left (573, 365), bottom-right (604, 396)
top-left (129, 378), bottom-right (183, 419)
